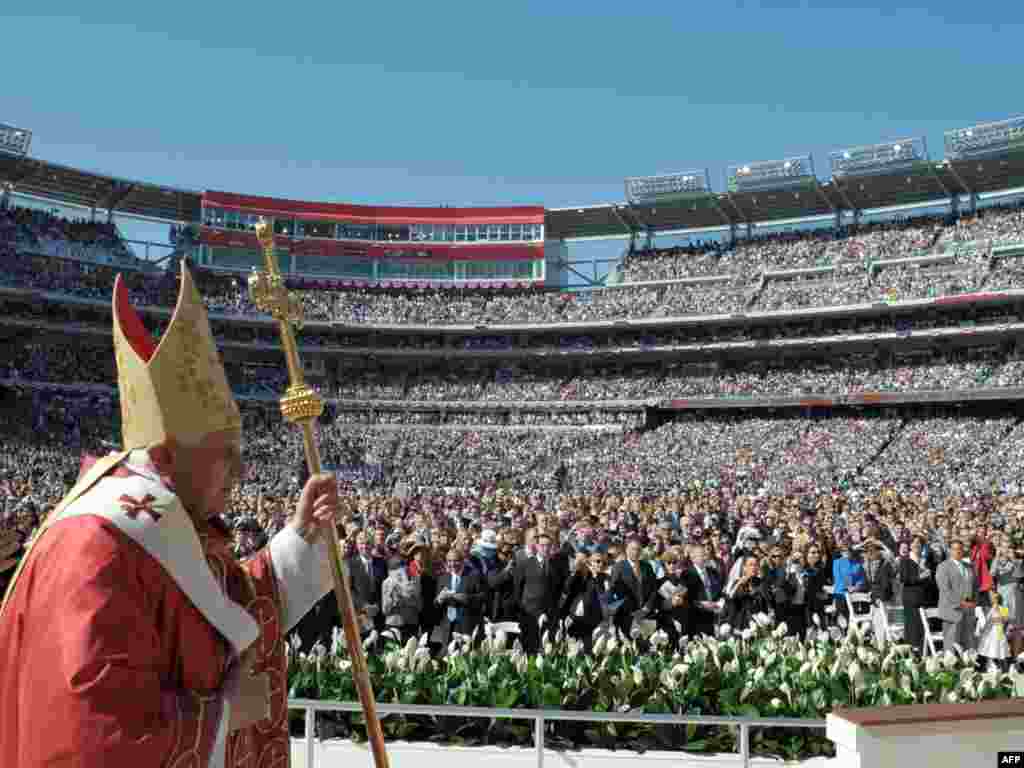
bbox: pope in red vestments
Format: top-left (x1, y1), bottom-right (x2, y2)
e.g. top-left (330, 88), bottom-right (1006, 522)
top-left (0, 262), bottom-right (339, 768)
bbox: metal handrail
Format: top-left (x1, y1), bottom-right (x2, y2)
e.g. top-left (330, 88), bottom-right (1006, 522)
top-left (287, 698), bottom-right (826, 768)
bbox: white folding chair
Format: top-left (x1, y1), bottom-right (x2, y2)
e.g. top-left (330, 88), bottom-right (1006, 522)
top-left (884, 602), bottom-right (905, 643)
top-left (920, 607), bottom-right (944, 656)
top-left (845, 592), bottom-right (874, 637)
top-left (873, 600), bottom-right (903, 646)
top-left (490, 621), bottom-right (521, 636)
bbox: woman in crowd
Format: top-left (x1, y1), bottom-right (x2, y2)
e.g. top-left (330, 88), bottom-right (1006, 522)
top-left (724, 555), bottom-right (771, 631)
top-left (382, 541), bottom-right (424, 643)
top-left (899, 537), bottom-right (935, 655)
top-left (561, 549), bottom-right (613, 654)
top-left (782, 548), bottom-right (810, 639)
top-left (653, 548), bottom-right (691, 648)
top-left (802, 542), bottom-right (831, 633)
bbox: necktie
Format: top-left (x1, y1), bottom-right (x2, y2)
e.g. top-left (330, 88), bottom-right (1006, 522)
top-left (448, 575), bottom-right (459, 622)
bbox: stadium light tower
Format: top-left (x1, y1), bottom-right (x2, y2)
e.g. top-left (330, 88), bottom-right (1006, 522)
top-left (0, 123), bottom-right (32, 158)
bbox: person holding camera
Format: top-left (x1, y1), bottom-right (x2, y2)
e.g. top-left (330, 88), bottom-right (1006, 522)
top-left (724, 555), bottom-right (771, 632)
top-left (781, 548), bottom-right (818, 639)
top-left (763, 545), bottom-right (796, 623)
top-left (560, 549), bottom-right (613, 654)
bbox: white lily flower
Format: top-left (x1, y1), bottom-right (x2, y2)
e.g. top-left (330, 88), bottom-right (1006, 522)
top-left (946, 691), bottom-right (959, 704)
top-left (671, 663), bottom-right (690, 682)
top-left (849, 661), bottom-right (866, 698)
top-left (770, 697), bottom-right (782, 709)
top-left (659, 668), bottom-right (675, 689)
top-left (741, 627), bottom-right (756, 642)
top-left (754, 612), bottom-right (772, 628)
top-left (718, 623), bottom-right (733, 639)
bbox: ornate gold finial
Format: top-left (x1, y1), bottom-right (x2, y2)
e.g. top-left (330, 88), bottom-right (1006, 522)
top-left (247, 217), bottom-right (322, 425)
top-left (255, 217), bottom-right (274, 250)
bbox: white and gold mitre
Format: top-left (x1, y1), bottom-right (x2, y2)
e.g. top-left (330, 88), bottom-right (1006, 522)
top-left (112, 261), bottom-right (241, 449)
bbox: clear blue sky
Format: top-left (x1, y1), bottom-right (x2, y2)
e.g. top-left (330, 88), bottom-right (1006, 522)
top-left (3, 1), bottom-right (1022, 254)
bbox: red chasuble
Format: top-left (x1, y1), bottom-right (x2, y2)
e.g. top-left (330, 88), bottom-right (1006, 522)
top-left (0, 450), bottom-right (329, 768)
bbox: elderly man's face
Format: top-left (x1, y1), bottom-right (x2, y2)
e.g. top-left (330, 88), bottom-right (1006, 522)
top-left (169, 429), bottom-right (243, 520)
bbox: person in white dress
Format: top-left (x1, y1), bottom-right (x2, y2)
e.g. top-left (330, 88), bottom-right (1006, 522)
top-left (988, 531), bottom-right (1024, 657)
top-left (976, 591), bottom-right (1011, 672)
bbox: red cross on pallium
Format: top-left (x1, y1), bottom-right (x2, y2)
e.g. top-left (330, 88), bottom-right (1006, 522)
top-left (118, 494), bottom-right (162, 522)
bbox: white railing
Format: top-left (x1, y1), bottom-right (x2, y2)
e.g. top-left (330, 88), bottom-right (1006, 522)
top-left (286, 699), bottom-right (826, 768)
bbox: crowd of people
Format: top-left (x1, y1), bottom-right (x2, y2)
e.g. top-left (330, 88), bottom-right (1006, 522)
top-left (2, 203), bottom-right (1024, 328)
top-left (8, 337), bottom-right (1024, 404)
top-left (3, 202), bottom-right (1024, 664)
top-left (2, 387), bottom-right (1023, 664)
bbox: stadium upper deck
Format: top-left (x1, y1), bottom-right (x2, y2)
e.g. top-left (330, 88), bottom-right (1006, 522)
top-left (2, 114), bottom-right (1022, 245)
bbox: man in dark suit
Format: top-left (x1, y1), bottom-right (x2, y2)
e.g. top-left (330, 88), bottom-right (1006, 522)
top-left (862, 541), bottom-right (896, 605)
top-left (684, 543), bottom-right (723, 638)
top-left (514, 532), bottom-right (565, 654)
top-left (436, 547), bottom-right (485, 641)
top-left (609, 536), bottom-right (659, 640)
top-left (345, 530), bottom-right (387, 628)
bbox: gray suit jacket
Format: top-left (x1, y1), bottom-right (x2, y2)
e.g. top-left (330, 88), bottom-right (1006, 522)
top-left (936, 558), bottom-right (977, 624)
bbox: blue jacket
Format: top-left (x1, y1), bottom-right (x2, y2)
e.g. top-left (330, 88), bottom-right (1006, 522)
top-left (832, 557), bottom-right (865, 597)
